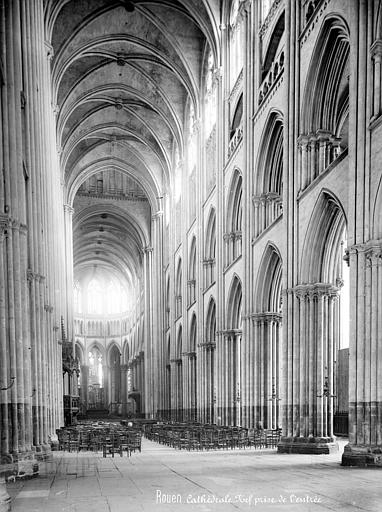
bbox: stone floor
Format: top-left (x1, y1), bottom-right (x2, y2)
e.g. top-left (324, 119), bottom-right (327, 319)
top-left (6, 438), bottom-right (382, 512)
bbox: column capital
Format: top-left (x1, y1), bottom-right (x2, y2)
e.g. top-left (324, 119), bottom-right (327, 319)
top-left (120, 364), bottom-right (128, 372)
top-left (44, 41), bottom-right (54, 60)
top-left (143, 245), bottom-right (153, 253)
top-left (220, 329), bottom-right (242, 338)
top-left (371, 39), bottom-right (382, 60)
top-left (197, 342), bottom-right (216, 351)
top-left (64, 204), bottom-right (74, 215)
top-left (348, 240), bottom-right (382, 256)
top-left (152, 210), bottom-right (164, 221)
top-left (289, 283), bottom-right (339, 299)
top-left (250, 312), bottom-right (282, 324)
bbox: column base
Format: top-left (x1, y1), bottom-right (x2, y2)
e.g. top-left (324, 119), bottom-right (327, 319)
top-left (341, 443), bottom-right (382, 467)
top-left (278, 436), bottom-right (339, 454)
top-left (1, 451), bottom-right (39, 481)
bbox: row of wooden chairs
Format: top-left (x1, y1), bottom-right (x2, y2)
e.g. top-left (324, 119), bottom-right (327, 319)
top-left (56, 424), bottom-right (142, 457)
top-left (145, 423), bottom-right (281, 451)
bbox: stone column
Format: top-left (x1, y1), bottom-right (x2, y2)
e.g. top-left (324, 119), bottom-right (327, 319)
top-left (120, 364), bottom-right (128, 417)
top-left (342, 243), bottom-right (382, 466)
top-left (80, 365), bottom-right (89, 413)
top-left (189, 353), bottom-right (196, 421)
top-left (151, 211), bottom-right (165, 416)
top-left (63, 204), bottom-right (74, 346)
top-left (279, 284), bottom-right (339, 454)
top-left (0, 216), bottom-right (10, 457)
top-left (102, 364), bottom-right (109, 409)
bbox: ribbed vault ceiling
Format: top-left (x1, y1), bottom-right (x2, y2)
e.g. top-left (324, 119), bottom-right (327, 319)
top-left (45, 0), bottom-right (219, 299)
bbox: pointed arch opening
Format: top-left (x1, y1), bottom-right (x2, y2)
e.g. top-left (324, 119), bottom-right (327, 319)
top-left (204, 208), bottom-right (216, 288)
top-left (188, 237), bottom-right (197, 305)
top-left (253, 244), bottom-right (283, 429)
top-left (254, 112), bottom-right (283, 237)
top-left (175, 258), bottom-right (182, 319)
top-left (299, 16), bottom-right (350, 190)
top-left (222, 276), bottom-right (242, 426)
top-left (295, 190), bottom-right (349, 439)
top-left (225, 170), bottom-right (243, 267)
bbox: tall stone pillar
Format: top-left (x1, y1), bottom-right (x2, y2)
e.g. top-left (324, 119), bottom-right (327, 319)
top-left (102, 364), bottom-right (109, 410)
top-left (151, 211), bottom-right (165, 417)
top-left (143, 246), bottom-right (153, 417)
top-left (278, 285), bottom-right (339, 454)
top-left (80, 365), bottom-right (89, 413)
top-left (342, 243), bottom-right (382, 466)
top-left (120, 364), bottom-right (128, 417)
top-left (63, 204), bottom-right (74, 346)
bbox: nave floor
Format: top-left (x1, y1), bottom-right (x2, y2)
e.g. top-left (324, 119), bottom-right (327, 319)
top-left (6, 438), bottom-right (382, 512)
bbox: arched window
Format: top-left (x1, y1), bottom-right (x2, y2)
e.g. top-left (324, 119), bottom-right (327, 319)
top-left (88, 347), bottom-right (103, 387)
top-left (299, 17), bottom-right (349, 190)
top-left (254, 113), bottom-right (283, 236)
top-left (230, 94), bottom-right (243, 140)
top-left (187, 102), bottom-right (197, 173)
top-left (106, 282), bottom-right (117, 314)
top-left (229, 0), bottom-right (244, 90)
top-left (205, 48), bottom-right (217, 138)
top-left (88, 279), bottom-right (102, 314)
top-left (74, 281), bottom-right (82, 314)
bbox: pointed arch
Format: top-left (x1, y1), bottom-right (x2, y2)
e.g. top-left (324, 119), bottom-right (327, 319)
top-left (123, 338), bottom-right (129, 364)
top-left (108, 342), bottom-right (121, 366)
top-left (176, 325), bottom-right (183, 358)
top-left (175, 258), bottom-right (182, 318)
top-left (254, 111), bottom-right (283, 236)
top-left (227, 275), bottom-right (242, 330)
top-left (205, 297), bottom-right (216, 343)
top-left (301, 190), bottom-right (347, 284)
top-left (302, 15), bottom-right (350, 135)
top-left (75, 340), bottom-right (84, 365)
top-left (87, 340), bottom-right (105, 360)
top-left (205, 207), bottom-right (216, 259)
top-left (230, 93), bottom-right (243, 139)
top-left (204, 207), bottom-right (216, 288)
top-left (253, 244), bottom-right (283, 429)
top-left (262, 12), bottom-right (285, 81)
top-left (227, 169), bottom-right (243, 233)
top-left (225, 170), bottom-right (242, 266)
top-left (189, 313), bottom-right (197, 352)
top-left (255, 243), bottom-right (283, 313)
top-left (188, 236), bottom-right (197, 305)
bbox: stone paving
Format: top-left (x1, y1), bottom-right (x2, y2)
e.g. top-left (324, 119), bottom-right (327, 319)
top-left (6, 438), bottom-right (382, 512)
